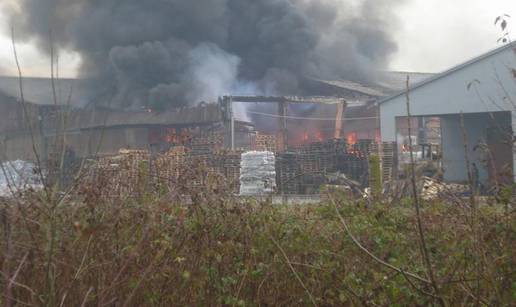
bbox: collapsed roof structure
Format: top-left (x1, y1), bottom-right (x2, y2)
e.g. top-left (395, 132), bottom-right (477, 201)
top-left (0, 71), bottom-right (433, 164)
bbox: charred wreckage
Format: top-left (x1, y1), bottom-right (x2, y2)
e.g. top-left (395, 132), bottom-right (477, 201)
top-left (0, 74), bottom-right (423, 197)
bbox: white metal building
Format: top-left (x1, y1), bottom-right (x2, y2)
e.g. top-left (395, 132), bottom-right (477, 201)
top-left (379, 41), bottom-right (516, 184)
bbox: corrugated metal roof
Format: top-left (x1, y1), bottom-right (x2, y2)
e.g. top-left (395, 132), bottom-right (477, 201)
top-left (0, 70), bottom-right (436, 107)
top-left (310, 79), bottom-right (387, 97)
top-left (378, 41), bottom-right (516, 105)
top-left (375, 71), bottom-right (435, 92)
top-left (308, 71), bottom-right (434, 98)
top-left (57, 104), bottom-right (223, 131)
top-left (0, 76), bottom-right (98, 106)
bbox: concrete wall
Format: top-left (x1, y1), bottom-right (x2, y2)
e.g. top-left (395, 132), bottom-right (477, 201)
top-left (0, 100), bottom-right (224, 161)
top-left (0, 96), bottom-right (45, 136)
top-left (1, 133), bottom-right (45, 162)
top-left (65, 127), bottom-right (150, 157)
top-left (0, 127), bottom-right (151, 161)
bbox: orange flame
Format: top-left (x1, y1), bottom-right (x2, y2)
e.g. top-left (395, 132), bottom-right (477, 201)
top-left (315, 131), bottom-right (323, 142)
top-left (303, 132), bottom-right (309, 142)
top-left (347, 132), bottom-right (357, 145)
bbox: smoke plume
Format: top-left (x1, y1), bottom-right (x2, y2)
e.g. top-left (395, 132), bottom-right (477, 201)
top-left (5, 0), bottom-right (403, 110)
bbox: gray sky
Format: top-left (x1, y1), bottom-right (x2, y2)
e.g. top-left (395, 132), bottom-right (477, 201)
top-left (0, 0), bottom-right (514, 78)
top-left (390, 0), bottom-right (515, 72)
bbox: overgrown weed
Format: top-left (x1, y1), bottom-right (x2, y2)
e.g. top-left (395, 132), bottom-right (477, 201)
top-left (0, 174), bottom-right (514, 306)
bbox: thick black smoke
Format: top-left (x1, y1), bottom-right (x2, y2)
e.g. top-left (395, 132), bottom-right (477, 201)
top-left (6, 0), bottom-right (402, 110)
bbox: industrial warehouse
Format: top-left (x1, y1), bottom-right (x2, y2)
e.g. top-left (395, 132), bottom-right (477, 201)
top-left (1, 42), bottom-right (515, 198)
top-left (0, 47), bottom-right (509, 200)
top-left (0, 72), bottom-right (425, 197)
top-left (0, 1), bottom-right (515, 305)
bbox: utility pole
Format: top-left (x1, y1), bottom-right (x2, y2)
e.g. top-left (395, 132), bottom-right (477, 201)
top-left (277, 101), bottom-right (288, 152)
top-left (220, 96), bottom-right (235, 150)
top-left (230, 96), bottom-right (235, 150)
top-left (334, 101), bottom-right (346, 139)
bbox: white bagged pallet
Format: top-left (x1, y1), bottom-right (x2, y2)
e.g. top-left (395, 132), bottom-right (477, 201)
top-left (240, 151), bottom-right (276, 196)
top-left (0, 160), bottom-right (42, 196)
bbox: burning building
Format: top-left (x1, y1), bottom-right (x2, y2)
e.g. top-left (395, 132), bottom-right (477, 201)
top-left (0, 69), bottom-right (436, 196)
top-left (1, 0), bottom-right (427, 159)
top-left (0, 0), bottom-right (443, 194)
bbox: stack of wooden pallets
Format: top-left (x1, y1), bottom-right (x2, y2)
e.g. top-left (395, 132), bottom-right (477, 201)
top-left (275, 152), bottom-right (301, 195)
top-left (380, 142), bottom-right (396, 183)
top-left (252, 133), bottom-right (277, 152)
top-left (190, 133), bottom-right (224, 156)
top-left (211, 149), bottom-right (243, 193)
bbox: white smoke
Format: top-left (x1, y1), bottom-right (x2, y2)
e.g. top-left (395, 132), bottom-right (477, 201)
top-left (187, 43), bottom-right (240, 103)
top-left (188, 43), bottom-right (258, 121)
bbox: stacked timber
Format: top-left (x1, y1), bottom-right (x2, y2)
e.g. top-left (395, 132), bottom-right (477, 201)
top-left (93, 149), bottom-right (151, 197)
top-left (154, 146), bottom-right (189, 182)
top-left (190, 133), bottom-right (224, 156)
top-left (212, 149), bottom-right (243, 194)
top-left (380, 142), bottom-right (396, 183)
top-left (275, 152), bottom-right (301, 195)
top-left (336, 152), bottom-right (368, 184)
top-left (253, 133), bottom-right (277, 152)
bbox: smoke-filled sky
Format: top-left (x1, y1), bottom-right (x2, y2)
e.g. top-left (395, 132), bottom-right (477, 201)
top-left (0, 0), bottom-right (514, 109)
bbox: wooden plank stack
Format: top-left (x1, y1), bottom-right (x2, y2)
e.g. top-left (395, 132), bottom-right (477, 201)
top-left (190, 133), bottom-right (224, 156)
top-left (275, 152), bottom-right (301, 195)
top-left (380, 142), bottom-right (396, 183)
top-left (252, 133), bottom-right (277, 152)
top-left (211, 149), bottom-right (243, 194)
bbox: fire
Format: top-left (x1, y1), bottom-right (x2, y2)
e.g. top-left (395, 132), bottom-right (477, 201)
top-left (315, 131), bottom-right (323, 142)
top-left (303, 132), bottom-right (309, 142)
top-left (347, 132), bottom-right (357, 145)
top-left (291, 128), bottom-right (345, 146)
top-left (164, 128), bottom-right (177, 143)
top-left (163, 128), bottom-right (191, 145)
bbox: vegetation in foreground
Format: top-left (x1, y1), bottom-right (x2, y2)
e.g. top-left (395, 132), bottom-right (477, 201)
top-left (0, 175), bottom-right (514, 307)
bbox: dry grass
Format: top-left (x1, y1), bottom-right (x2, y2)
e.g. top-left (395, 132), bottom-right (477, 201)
top-left (0, 169), bottom-right (514, 306)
